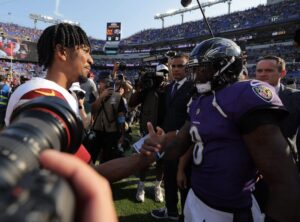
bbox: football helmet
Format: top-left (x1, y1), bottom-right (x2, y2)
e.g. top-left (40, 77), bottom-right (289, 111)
top-left (189, 37), bottom-right (243, 93)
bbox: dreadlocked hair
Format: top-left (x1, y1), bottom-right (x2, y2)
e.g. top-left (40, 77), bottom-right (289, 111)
top-left (37, 23), bottom-right (91, 70)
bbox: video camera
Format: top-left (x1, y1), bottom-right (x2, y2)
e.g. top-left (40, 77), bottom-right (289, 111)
top-left (139, 71), bottom-right (157, 91)
top-left (0, 96), bottom-right (83, 221)
top-left (118, 62), bottom-right (127, 72)
top-left (74, 90), bottom-right (85, 100)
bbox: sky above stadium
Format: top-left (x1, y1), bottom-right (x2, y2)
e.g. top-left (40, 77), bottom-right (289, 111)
top-left (0, 0), bottom-right (265, 40)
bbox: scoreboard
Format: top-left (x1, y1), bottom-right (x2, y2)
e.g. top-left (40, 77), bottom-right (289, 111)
top-left (106, 22), bottom-right (121, 41)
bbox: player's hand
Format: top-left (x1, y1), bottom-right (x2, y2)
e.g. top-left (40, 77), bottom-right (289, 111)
top-left (177, 169), bottom-right (187, 189)
top-left (39, 150), bottom-right (118, 222)
top-left (140, 122), bottom-right (166, 156)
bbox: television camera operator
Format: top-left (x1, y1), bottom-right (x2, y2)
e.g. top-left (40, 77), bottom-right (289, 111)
top-left (128, 64), bottom-right (169, 202)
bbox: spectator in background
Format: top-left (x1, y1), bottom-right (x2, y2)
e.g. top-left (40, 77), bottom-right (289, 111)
top-left (0, 75), bottom-right (11, 129)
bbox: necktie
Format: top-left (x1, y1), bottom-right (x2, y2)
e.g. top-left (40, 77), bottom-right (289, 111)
top-left (171, 83), bottom-right (179, 97)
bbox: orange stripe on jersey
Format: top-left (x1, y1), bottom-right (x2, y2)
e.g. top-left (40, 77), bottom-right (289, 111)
top-left (20, 88), bottom-right (66, 100)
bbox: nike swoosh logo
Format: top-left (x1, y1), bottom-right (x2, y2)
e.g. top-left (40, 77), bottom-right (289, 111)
top-left (35, 90), bottom-right (56, 96)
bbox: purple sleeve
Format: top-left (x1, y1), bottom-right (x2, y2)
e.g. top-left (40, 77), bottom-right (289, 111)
top-left (232, 80), bottom-right (284, 122)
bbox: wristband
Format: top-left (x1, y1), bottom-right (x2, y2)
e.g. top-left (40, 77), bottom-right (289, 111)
top-left (78, 105), bottom-right (83, 110)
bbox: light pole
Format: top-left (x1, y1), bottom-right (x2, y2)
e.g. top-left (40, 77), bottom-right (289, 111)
top-left (8, 12), bottom-right (13, 76)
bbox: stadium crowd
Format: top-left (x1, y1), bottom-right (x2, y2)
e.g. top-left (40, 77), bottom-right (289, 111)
top-left (120, 0), bottom-right (299, 44)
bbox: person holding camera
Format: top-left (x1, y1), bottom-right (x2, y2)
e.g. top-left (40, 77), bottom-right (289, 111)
top-left (69, 82), bottom-right (90, 129)
top-left (90, 73), bottom-right (127, 164)
top-left (112, 61), bottom-right (133, 102)
top-left (0, 74), bottom-right (11, 129)
top-left (128, 64), bottom-right (169, 203)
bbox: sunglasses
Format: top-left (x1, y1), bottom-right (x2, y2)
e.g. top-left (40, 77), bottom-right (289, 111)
top-left (171, 64), bottom-right (186, 68)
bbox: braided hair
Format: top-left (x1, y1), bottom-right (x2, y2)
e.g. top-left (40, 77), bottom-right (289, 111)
top-left (37, 23), bottom-right (91, 69)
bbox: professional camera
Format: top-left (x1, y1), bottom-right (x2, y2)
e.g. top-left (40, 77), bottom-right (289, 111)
top-left (139, 71), bottom-right (156, 91)
top-left (0, 170), bottom-right (75, 222)
top-left (118, 62), bottom-right (127, 72)
top-left (74, 90), bottom-right (85, 100)
top-left (0, 96), bottom-right (83, 221)
top-left (165, 50), bottom-right (177, 58)
top-left (139, 64), bottom-right (168, 91)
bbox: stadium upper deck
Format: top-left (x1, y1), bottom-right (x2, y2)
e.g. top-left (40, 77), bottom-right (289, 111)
top-left (0, 0), bottom-right (299, 78)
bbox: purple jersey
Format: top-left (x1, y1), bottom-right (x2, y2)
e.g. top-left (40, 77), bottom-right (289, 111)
top-left (188, 80), bottom-right (284, 210)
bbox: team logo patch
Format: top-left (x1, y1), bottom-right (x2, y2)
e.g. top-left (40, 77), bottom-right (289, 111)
top-left (252, 85), bottom-right (273, 102)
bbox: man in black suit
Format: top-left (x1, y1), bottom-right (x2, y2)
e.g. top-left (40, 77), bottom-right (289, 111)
top-left (255, 55), bottom-right (300, 211)
top-left (151, 53), bottom-right (193, 221)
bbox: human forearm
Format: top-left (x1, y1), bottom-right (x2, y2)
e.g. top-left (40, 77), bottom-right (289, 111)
top-left (243, 124), bottom-right (300, 221)
top-left (164, 123), bottom-right (192, 160)
top-left (178, 145), bottom-right (193, 173)
top-left (79, 107), bottom-right (89, 128)
top-left (94, 153), bottom-right (155, 183)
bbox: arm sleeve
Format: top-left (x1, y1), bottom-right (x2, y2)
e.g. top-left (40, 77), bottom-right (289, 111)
top-left (237, 106), bottom-right (288, 134)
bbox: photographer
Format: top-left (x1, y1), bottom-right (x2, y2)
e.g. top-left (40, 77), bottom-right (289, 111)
top-left (112, 61), bottom-right (133, 102)
top-left (90, 74), bottom-right (127, 163)
top-left (164, 51), bottom-right (177, 82)
top-left (69, 82), bottom-right (90, 129)
top-left (128, 64), bottom-right (169, 202)
top-left (0, 74), bottom-right (11, 129)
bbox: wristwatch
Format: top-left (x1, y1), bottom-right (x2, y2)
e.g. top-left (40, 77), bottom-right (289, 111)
top-left (78, 105), bottom-right (83, 110)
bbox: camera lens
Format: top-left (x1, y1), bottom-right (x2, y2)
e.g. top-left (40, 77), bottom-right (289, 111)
top-left (0, 96), bottom-right (83, 188)
top-left (75, 91), bottom-right (85, 99)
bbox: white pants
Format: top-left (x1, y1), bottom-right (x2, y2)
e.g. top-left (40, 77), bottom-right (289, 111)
top-left (184, 189), bottom-right (264, 222)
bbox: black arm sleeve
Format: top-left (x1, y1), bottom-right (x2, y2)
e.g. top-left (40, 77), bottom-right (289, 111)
top-left (237, 106), bottom-right (288, 134)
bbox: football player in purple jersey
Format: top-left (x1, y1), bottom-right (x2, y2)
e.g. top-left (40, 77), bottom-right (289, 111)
top-left (141, 37), bottom-right (300, 222)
